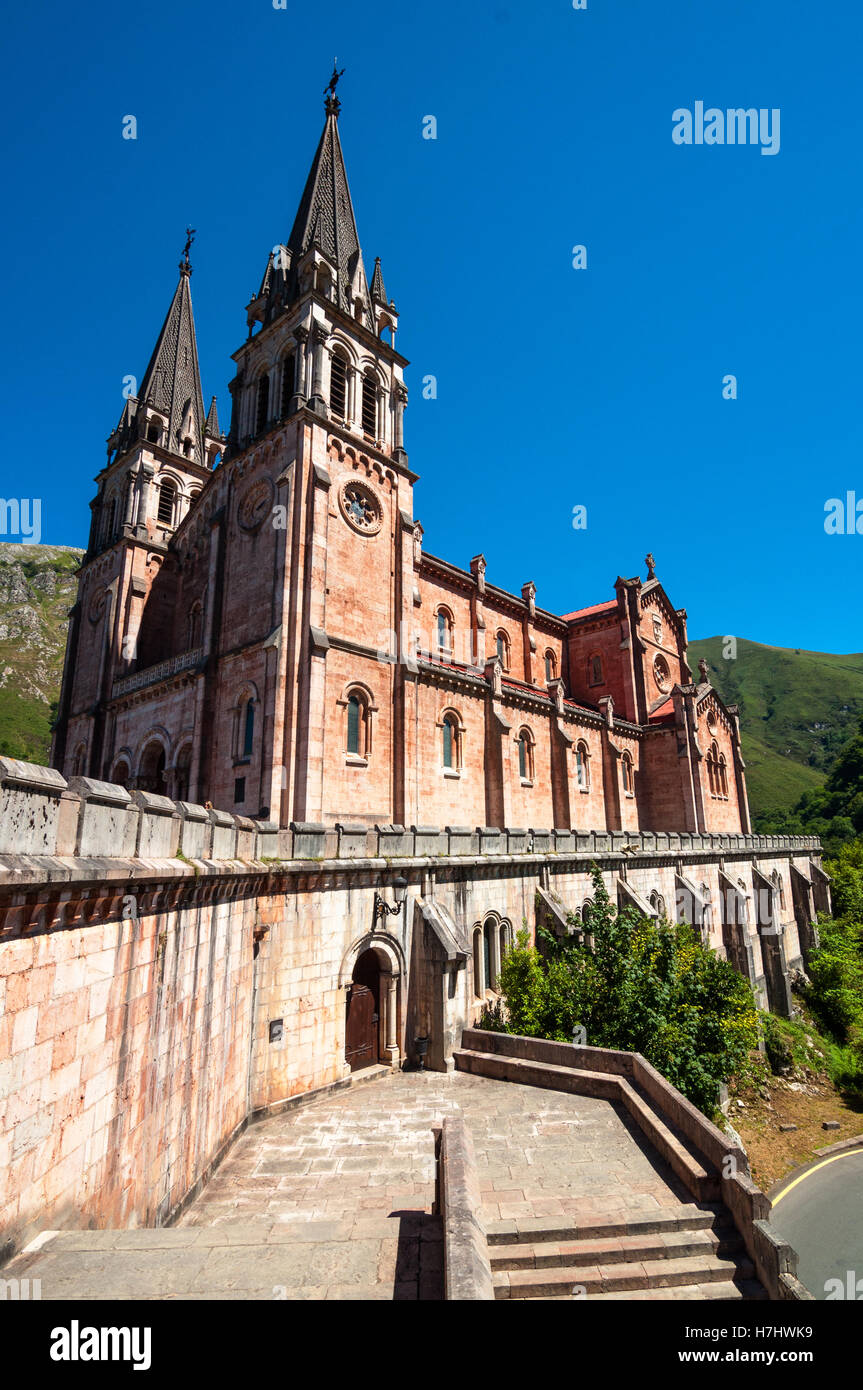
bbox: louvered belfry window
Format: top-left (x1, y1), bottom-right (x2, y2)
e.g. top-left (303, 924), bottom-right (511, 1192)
top-left (157, 480), bottom-right (175, 525)
top-left (330, 353), bottom-right (347, 418)
top-left (361, 373), bottom-right (377, 435)
top-left (256, 375), bottom-right (269, 434)
top-left (281, 354), bottom-right (296, 417)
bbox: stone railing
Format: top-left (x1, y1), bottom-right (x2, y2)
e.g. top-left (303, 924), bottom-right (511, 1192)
top-left (112, 646), bottom-right (203, 698)
top-left (434, 1115), bottom-right (495, 1301)
top-left (0, 758), bottom-right (822, 872)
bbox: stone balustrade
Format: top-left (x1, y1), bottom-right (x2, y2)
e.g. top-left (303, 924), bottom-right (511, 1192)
top-left (0, 757), bottom-right (823, 871)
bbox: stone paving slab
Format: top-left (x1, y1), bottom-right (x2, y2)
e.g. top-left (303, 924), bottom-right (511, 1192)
top-left (2, 1069), bottom-right (690, 1300)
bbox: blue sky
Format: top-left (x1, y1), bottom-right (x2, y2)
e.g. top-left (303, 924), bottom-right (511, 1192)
top-left (2, 0), bottom-right (861, 651)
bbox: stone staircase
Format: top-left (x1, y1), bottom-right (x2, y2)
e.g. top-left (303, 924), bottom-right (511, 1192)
top-left (487, 1205), bottom-right (767, 1301)
top-left (452, 1035), bottom-right (775, 1301)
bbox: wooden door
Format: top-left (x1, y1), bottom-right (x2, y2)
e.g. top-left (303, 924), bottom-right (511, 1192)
top-left (345, 983), bottom-right (377, 1071)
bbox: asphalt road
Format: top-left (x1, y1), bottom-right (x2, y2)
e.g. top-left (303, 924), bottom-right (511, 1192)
top-left (770, 1147), bottom-right (863, 1300)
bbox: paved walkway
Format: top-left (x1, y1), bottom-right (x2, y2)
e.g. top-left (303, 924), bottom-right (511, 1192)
top-left (4, 1070), bottom-right (689, 1299)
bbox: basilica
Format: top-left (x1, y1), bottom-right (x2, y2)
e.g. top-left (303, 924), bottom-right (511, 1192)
top-left (52, 80), bottom-right (751, 843)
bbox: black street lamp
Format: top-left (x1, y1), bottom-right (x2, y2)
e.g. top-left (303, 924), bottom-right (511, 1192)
top-left (373, 875), bottom-right (408, 925)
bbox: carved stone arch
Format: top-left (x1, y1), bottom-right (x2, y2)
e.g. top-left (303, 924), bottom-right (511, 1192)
top-left (338, 930), bottom-right (405, 989)
top-left (337, 678), bottom-right (377, 710)
top-left (329, 333), bottom-right (359, 366)
top-left (328, 435), bottom-right (346, 462)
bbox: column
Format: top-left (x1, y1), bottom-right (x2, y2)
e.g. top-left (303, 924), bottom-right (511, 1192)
top-left (307, 323), bottom-right (328, 415)
top-left (386, 974), bottom-right (399, 1063)
top-left (393, 384), bottom-right (407, 462)
top-left (291, 326), bottom-right (308, 413)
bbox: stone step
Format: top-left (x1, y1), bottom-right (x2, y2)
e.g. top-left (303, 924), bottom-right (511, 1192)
top-left (486, 1205), bottom-right (727, 1247)
top-left (454, 1048), bottom-right (718, 1200)
top-left (490, 1226), bottom-right (744, 1271)
top-left (493, 1253), bottom-right (756, 1300)
top-left (540, 1278), bottom-right (769, 1302)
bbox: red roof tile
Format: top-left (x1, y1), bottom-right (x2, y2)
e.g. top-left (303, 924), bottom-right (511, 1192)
top-left (562, 600), bottom-right (617, 622)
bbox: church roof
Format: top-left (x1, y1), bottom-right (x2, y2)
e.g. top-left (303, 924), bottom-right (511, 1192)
top-left (136, 265), bottom-right (207, 466)
top-left (286, 101), bottom-right (363, 312)
top-left (562, 599), bottom-right (617, 623)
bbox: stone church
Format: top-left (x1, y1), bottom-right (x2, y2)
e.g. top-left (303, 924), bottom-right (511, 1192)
top-left (52, 83), bottom-right (751, 846)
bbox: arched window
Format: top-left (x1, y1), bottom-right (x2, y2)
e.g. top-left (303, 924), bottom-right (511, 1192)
top-left (146, 421), bottom-right (162, 444)
top-left (242, 697), bottom-right (255, 758)
top-left (361, 372), bottom-right (377, 435)
top-left (255, 374), bottom-right (270, 435)
top-left (330, 350), bottom-right (348, 418)
top-left (473, 928), bottom-right (484, 998)
top-left (649, 890), bottom-right (666, 917)
top-left (483, 922), bottom-right (494, 990)
top-left (156, 479), bottom-right (176, 526)
top-left (621, 751), bottom-right (634, 793)
top-left (442, 712), bottom-right (461, 770)
top-left (436, 607), bottom-right (453, 654)
top-left (589, 653), bottom-right (603, 686)
top-left (344, 688), bottom-right (371, 759)
top-left (280, 353), bottom-right (296, 417)
top-left (719, 754), bottom-right (728, 797)
top-left (111, 758), bottom-right (130, 788)
top-left (545, 650), bottom-right (556, 682)
top-left (495, 630), bottom-right (510, 670)
top-left (576, 741), bottom-right (590, 791)
top-left (517, 728), bottom-right (534, 781)
top-left (104, 496), bottom-right (117, 543)
top-left (499, 921), bottom-right (511, 966)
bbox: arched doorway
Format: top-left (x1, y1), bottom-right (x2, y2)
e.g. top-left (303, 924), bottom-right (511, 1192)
top-left (138, 740), bottom-right (166, 794)
top-left (345, 949), bottom-right (381, 1072)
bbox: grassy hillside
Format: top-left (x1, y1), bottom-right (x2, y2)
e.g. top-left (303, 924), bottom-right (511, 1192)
top-left (689, 637), bottom-right (863, 819)
top-left (0, 544), bottom-right (83, 763)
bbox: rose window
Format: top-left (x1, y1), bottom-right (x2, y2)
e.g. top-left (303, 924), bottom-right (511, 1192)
top-left (340, 480), bottom-right (382, 535)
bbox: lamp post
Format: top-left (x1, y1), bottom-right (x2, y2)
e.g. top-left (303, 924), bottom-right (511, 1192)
top-left (373, 875), bottom-right (408, 927)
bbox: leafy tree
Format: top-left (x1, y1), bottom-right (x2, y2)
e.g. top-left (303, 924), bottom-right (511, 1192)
top-left (491, 869), bottom-right (758, 1116)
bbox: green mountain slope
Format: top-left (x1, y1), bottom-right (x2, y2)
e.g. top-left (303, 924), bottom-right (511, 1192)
top-left (689, 637), bottom-right (863, 818)
top-left (0, 544), bottom-right (83, 762)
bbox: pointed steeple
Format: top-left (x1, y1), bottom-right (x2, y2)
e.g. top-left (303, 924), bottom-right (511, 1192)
top-left (205, 395), bottom-right (220, 438)
top-left (370, 256), bottom-right (389, 306)
top-left (284, 81), bottom-right (363, 312)
top-left (134, 252), bottom-right (208, 466)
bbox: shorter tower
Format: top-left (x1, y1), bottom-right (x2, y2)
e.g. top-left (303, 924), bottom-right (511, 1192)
top-left (52, 240), bottom-right (222, 779)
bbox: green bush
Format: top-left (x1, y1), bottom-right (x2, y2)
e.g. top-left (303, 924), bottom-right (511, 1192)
top-left (494, 869), bottom-right (759, 1116)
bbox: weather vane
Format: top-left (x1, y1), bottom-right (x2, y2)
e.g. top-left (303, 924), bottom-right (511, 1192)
top-left (181, 226), bottom-right (196, 271)
top-left (324, 58), bottom-right (345, 103)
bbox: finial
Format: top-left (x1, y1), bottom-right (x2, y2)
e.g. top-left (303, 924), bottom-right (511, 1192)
top-left (180, 226), bottom-right (196, 275)
top-left (324, 58), bottom-right (345, 114)
top-left (645, 552), bottom-right (656, 580)
top-left (698, 657), bottom-right (709, 684)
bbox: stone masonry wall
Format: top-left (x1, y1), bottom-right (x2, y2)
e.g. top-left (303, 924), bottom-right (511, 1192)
top-left (0, 757), bottom-right (825, 1261)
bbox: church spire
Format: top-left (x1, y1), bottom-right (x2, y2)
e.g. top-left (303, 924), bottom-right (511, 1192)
top-left (136, 242), bottom-right (207, 464)
top-left (284, 69), bottom-right (363, 313)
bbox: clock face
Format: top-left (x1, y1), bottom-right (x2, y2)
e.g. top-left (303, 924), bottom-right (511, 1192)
top-left (237, 477), bottom-right (275, 532)
top-left (339, 479), bottom-right (382, 536)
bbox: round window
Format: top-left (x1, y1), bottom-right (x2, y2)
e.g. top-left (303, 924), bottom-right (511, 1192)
top-left (653, 654), bottom-right (671, 693)
top-left (339, 478), bottom-right (383, 535)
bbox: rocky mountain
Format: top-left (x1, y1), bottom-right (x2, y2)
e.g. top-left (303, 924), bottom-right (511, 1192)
top-left (0, 544), bottom-right (83, 762)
